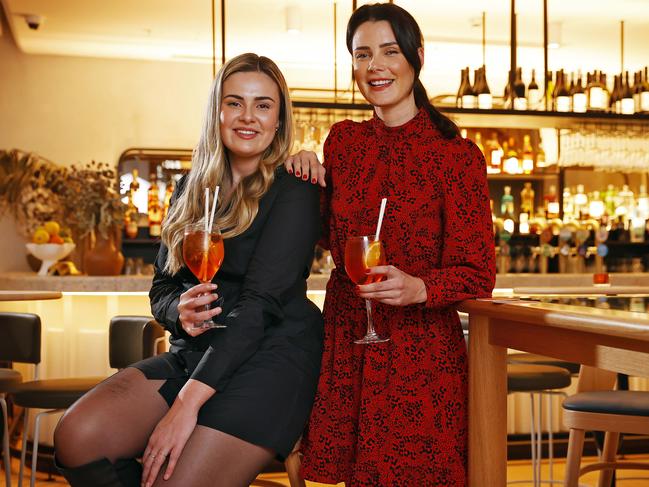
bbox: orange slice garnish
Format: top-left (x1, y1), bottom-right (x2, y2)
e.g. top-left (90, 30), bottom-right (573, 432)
top-left (364, 241), bottom-right (384, 268)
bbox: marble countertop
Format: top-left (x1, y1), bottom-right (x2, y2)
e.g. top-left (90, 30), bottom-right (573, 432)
top-left (0, 271), bottom-right (647, 293)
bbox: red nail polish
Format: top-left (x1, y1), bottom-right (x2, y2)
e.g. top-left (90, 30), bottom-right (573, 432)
top-left (287, 168), bottom-right (293, 174)
top-left (311, 178), bottom-right (317, 184)
top-left (302, 174), bottom-right (308, 180)
top-left (295, 171), bottom-right (301, 177)
top-left (364, 269), bottom-right (371, 274)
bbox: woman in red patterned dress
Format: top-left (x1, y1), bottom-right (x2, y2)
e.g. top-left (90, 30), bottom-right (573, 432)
top-left (286, 4), bottom-right (495, 485)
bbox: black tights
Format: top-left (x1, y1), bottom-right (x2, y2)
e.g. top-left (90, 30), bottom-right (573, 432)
top-left (54, 368), bottom-right (275, 487)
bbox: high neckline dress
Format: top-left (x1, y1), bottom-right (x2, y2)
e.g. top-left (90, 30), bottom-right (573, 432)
top-left (301, 108), bottom-right (496, 486)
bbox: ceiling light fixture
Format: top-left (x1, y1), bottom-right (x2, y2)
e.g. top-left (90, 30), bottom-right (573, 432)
top-left (548, 21), bottom-right (562, 49)
top-left (286, 5), bottom-right (301, 35)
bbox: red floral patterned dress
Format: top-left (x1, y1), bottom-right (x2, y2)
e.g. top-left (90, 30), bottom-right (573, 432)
top-left (300, 108), bottom-right (496, 486)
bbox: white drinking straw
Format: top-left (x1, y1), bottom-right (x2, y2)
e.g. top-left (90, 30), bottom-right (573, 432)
top-left (204, 188), bottom-right (209, 232)
top-left (374, 197), bottom-right (387, 242)
top-left (208, 186), bottom-right (220, 233)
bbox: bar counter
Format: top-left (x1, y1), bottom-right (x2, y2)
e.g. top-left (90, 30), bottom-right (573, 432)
top-left (1, 271), bottom-right (649, 292)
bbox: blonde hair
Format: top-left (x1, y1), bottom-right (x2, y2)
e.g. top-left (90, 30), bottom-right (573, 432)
top-left (162, 53), bottom-right (294, 274)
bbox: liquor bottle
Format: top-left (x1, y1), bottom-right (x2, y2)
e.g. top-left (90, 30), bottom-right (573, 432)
top-left (521, 134), bottom-right (534, 174)
top-left (513, 68), bottom-right (527, 110)
top-left (563, 186), bottom-right (574, 221)
top-left (568, 72), bottom-right (576, 97)
top-left (502, 138), bottom-right (520, 175)
top-left (555, 70), bottom-right (571, 112)
top-left (147, 173), bottom-right (163, 238)
top-left (527, 69), bottom-right (541, 110)
top-left (520, 182), bottom-right (535, 215)
top-left (588, 191), bottom-right (605, 219)
top-left (456, 67), bottom-right (470, 108)
top-left (610, 74), bottom-right (621, 113)
top-left (641, 67), bottom-right (649, 113)
top-left (633, 71), bottom-right (642, 113)
top-left (604, 184), bottom-right (617, 216)
top-left (572, 71), bottom-right (587, 113)
top-left (617, 184), bottom-right (635, 221)
top-left (601, 72), bottom-right (611, 110)
top-left (573, 184), bottom-right (588, 220)
top-left (536, 142), bottom-right (547, 171)
top-left (474, 131), bottom-right (485, 156)
top-left (124, 169), bottom-right (140, 239)
top-left (544, 184), bottom-right (560, 218)
top-left (486, 132), bottom-right (503, 174)
top-left (620, 71), bottom-right (635, 115)
top-left (163, 179), bottom-right (175, 220)
top-left (501, 185), bottom-right (515, 218)
top-left (460, 67), bottom-right (477, 108)
top-left (476, 66), bottom-right (493, 109)
top-left (588, 70), bottom-right (606, 111)
top-left (545, 71), bottom-right (555, 111)
top-left (503, 69), bottom-right (514, 109)
top-left (637, 184), bottom-right (649, 220)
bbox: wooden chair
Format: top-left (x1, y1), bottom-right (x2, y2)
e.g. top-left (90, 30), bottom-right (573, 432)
top-left (563, 389), bottom-right (649, 487)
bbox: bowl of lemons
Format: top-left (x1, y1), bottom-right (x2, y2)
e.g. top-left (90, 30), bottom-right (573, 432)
top-left (26, 221), bottom-right (76, 276)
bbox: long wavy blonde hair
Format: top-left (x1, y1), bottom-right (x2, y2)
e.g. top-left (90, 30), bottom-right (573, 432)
top-left (162, 53), bottom-right (294, 274)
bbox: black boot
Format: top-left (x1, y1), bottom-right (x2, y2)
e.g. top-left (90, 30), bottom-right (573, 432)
top-left (55, 456), bottom-right (142, 487)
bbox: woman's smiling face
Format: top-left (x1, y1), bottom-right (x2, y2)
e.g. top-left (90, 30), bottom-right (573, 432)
top-left (351, 20), bottom-right (416, 113)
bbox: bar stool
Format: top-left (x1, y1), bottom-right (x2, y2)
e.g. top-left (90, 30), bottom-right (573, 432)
top-left (9, 315), bottom-right (164, 487)
top-left (0, 312), bottom-right (41, 487)
top-left (507, 364), bottom-right (572, 487)
top-left (508, 353), bottom-right (581, 375)
top-left (563, 390), bottom-right (649, 487)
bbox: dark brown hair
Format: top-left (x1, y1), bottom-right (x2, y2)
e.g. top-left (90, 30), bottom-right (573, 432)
top-left (346, 3), bottom-right (459, 139)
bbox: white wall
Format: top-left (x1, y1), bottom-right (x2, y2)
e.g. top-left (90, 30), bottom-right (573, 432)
top-left (0, 10), bottom-right (213, 270)
top-left (0, 17), bottom-right (211, 165)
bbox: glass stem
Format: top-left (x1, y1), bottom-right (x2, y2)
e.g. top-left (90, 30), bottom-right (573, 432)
top-left (365, 299), bottom-right (376, 336)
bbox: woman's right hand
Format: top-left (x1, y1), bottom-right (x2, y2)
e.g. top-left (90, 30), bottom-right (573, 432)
top-left (177, 283), bottom-right (222, 336)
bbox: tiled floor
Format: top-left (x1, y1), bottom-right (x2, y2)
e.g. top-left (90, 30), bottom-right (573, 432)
top-left (6, 455), bottom-right (649, 486)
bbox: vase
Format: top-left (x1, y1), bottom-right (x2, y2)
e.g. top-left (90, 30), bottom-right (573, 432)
top-left (83, 228), bottom-right (124, 276)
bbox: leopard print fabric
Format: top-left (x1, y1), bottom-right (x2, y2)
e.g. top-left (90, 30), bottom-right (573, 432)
top-left (300, 108), bottom-right (496, 486)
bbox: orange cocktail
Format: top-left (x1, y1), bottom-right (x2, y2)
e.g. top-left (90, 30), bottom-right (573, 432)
top-left (183, 223), bottom-right (225, 328)
top-left (344, 236), bottom-right (389, 344)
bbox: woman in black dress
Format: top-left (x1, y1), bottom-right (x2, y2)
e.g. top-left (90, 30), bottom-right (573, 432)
top-left (54, 53), bottom-right (323, 487)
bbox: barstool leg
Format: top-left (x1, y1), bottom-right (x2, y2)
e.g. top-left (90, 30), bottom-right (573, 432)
top-left (547, 393), bottom-right (553, 485)
top-left (18, 408), bottom-right (29, 487)
top-left (597, 431), bottom-right (620, 487)
top-left (1, 396), bottom-right (11, 487)
top-left (565, 428), bottom-right (585, 487)
top-left (30, 412), bottom-right (46, 487)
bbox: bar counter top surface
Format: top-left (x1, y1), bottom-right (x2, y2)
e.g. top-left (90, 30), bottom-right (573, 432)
top-left (458, 294), bottom-right (649, 486)
top-left (1, 271), bottom-right (649, 293)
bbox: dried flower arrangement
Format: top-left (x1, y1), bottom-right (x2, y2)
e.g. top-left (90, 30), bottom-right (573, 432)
top-left (63, 161), bottom-right (125, 239)
top-left (0, 149), bottom-right (125, 239)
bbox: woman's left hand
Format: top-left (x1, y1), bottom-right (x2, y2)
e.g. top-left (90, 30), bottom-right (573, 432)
top-left (141, 402), bottom-right (198, 487)
top-left (357, 265), bottom-right (427, 306)
top-left (284, 150), bottom-right (326, 187)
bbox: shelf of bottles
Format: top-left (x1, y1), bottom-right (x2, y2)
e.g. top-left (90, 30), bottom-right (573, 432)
top-left (455, 65), bottom-right (649, 122)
